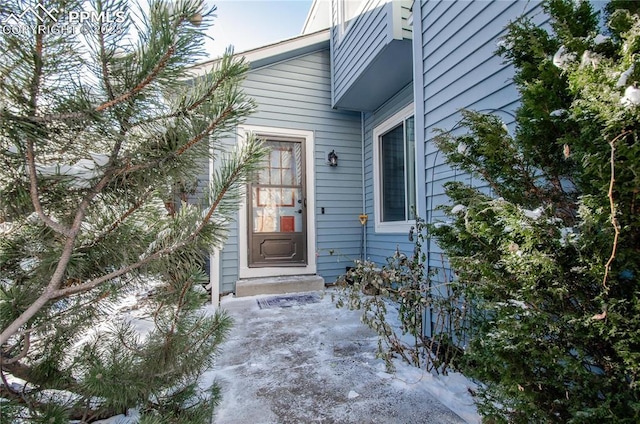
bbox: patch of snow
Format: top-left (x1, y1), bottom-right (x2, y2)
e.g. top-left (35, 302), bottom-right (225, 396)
top-left (593, 34), bottom-right (610, 45)
top-left (508, 299), bottom-right (528, 309)
top-left (89, 152), bottom-right (110, 167)
top-left (26, 212), bottom-right (39, 224)
top-left (36, 389), bottom-right (82, 407)
top-left (496, 38), bottom-right (513, 50)
top-left (550, 109), bottom-right (567, 117)
top-left (0, 278), bottom-right (13, 289)
top-left (125, 315), bottom-right (155, 339)
top-left (559, 227), bottom-right (576, 246)
top-left (192, 284), bottom-right (208, 294)
top-left (19, 258), bottom-right (37, 272)
top-left (93, 409), bottom-right (140, 424)
top-left (617, 64), bottom-right (635, 88)
top-left (0, 221), bottom-right (14, 234)
top-left (36, 158), bottom-right (104, 188)
top-left (580, 50), bottom-right (602, 69)
top-left (553, 45), bottom-right (576, 70)
top-left (621, 85), bottom-right (640, 107)
top-left (433, 221), bottom-right (453, 229)
top-left (5, 374), bottom-right (30, 392)
top-left (451, 204), bottom-right (467, 215)
top-left (522, 206), bottom-right (544, 220)
top-left (212, 291), bottom-right (481, 424)
top-left (392, 365), bottom-right (480, 424)
top-left (457, 142), bottom-right (469, 155)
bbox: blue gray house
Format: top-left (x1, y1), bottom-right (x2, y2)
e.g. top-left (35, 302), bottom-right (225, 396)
top-left (192, 0), bottom-right (544, 320)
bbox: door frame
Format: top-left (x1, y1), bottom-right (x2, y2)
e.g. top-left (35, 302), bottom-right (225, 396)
top-left (248, 136), bottom-right (307, 267)
top-left (237, 125), bottom-right (317, 279)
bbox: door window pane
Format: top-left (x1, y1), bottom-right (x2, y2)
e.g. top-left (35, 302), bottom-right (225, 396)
top-left (252, 140), bottom-right (303, 234)
top-left (258, 142), bottom-right (302, 186)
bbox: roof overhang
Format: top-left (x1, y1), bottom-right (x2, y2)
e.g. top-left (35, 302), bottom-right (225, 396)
top-left (189, 29), bottom-right (330, 77)
top-left (333, 38), bottom-right (413, 112)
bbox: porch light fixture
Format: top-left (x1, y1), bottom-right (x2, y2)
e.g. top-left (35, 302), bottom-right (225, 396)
top-left (327, 150), bottom-right (338, 167)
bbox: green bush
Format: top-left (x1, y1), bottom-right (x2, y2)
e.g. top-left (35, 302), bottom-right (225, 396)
top-left (333, 216), bottom-right (465, 374)
top-left (431, 0), bottom-right (640, 422)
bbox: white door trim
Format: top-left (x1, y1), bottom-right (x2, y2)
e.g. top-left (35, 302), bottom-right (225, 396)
top-left (237, 125), bottom-right (317, 279)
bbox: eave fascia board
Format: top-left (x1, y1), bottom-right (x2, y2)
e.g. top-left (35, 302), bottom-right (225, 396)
top-left (188, 29), bottom-right (330, 77)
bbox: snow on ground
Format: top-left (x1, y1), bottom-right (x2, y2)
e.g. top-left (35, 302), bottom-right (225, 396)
top-left (207, 289), bottom-right (481, 424)
top-left (3, 287), bottom-right (481, 423)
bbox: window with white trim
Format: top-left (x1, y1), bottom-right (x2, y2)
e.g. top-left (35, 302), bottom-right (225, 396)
top-left (373, 104), bottom-right (416, 233)
top-left (337, 0), bottom-right (365, 39)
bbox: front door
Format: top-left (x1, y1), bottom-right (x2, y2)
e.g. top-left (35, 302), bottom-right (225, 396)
top-left (248, 137), bottom-right (306, 267)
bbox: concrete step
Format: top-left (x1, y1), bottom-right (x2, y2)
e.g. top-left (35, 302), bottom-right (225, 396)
top-left (235, 275), bottom-right (325, 297)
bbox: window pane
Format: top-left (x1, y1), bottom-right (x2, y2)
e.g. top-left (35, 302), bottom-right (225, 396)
top-left (405, 116), bottom-right (416, 219)
top-left (381, 124), bottom-right (406, 222)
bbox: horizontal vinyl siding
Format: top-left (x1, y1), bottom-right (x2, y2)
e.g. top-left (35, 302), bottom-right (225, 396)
top-left (401, 0), bottom-right (413, 39)
top-left (215, 50), bottom-right (362, 290)
top-left (363, 84), bottom-right (414, 267)
top-left (421, 0), bottom-right (544, 235)
top-left (332, 0), bottom-right (391, 106)
top-left (220, 225), bottom-right (238, 294)
top-left (416, 0), bottom-right (545, 333)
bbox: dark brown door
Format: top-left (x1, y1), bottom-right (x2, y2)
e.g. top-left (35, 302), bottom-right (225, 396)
top-left (248, 137), bottom-right (306, 267)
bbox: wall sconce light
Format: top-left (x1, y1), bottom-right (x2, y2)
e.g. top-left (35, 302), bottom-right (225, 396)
top-left (327, 150), bottom-right (338, 167)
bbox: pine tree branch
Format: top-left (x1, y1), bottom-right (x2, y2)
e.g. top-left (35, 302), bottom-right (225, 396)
top-left (24, 24), bottom-right (72, 237)
top-left (196, 145), bottom-right (255, 233)
top-left (0, 333), bottom-right (30, 365)
top-left (118, 104), bottom-right (235, 176)
top-left (176, 106), bottom-right (234, 156)
top-left (25, 43), bottom-right (175, 124)
top-left (80, 188), bottom-right (154, 250)
top-left (184, 59), bottom-right (241, 114)
top-left (25, 141), bottom-right (72, 237)
top-left (1, 104), bottom-right (240, 346)
top-left (169, 277), bottom-right (192, 335)
top-left (153, 317), bottom-right (222, 379)
top-left (3, 159), bottom-right (120, 345)
top-left (601, 130), bottom-right (631, 292)
top-left (51, 139), bottom-right (260, 298)
top-left (98, 13), bottom-right (116, 102)
top-left (0, 379), bottom-right (115, 423)
top-left (130, 59), bottom-right (245, 128)
top-left (51, 233), bottom-right (181, 298)
top-left (96, 46), bottom-right (176, 113)
top-left (0, 359), bottom-right (57, 409)
top-left (0, 232), bottom-right (78, 345)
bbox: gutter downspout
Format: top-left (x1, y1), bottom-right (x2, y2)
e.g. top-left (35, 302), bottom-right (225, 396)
top-left (361, 111), bottom-right (367, 261)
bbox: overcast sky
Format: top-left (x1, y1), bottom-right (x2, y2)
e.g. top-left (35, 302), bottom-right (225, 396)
top-left (203, 0), bottom-right (314, 59)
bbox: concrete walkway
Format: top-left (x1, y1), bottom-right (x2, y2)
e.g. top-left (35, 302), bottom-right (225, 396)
top-left (208, 290), bottom-right (472, 424)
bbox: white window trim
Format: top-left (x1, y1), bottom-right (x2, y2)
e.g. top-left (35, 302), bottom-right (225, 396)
top-left (373, 103), bottom-right (416, 234)
top-left (336, 0), bottom-right (367, 42)
top-left (236, 125), bottom-right (317, 279)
